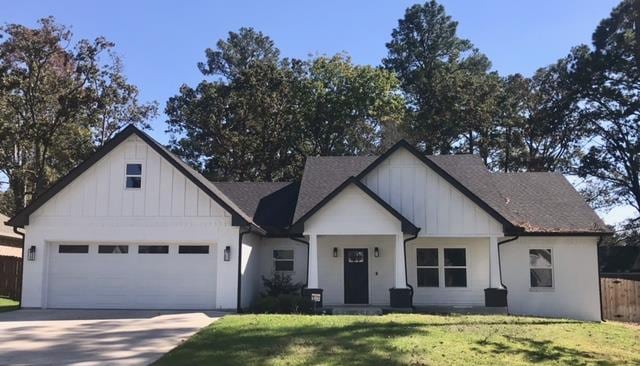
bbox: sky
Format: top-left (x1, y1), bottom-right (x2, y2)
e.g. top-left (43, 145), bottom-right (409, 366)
top-left (4, 0), bottom-right (634, 225)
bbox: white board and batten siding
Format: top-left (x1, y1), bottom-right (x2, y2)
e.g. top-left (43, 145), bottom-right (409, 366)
top-left (362, 148), bottom-right (503, 237)
top-left (22, 135), bottom-right (240, 309)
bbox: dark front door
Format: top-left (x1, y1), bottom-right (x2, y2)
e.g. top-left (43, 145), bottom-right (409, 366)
top-left (344, 248), bottom-right (369, 304)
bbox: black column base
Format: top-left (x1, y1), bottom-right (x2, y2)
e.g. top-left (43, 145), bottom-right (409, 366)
top-left (302, 288), bottom-right (324, 308)
top-left (484, 288), bottom-right (508, 307)
top-left (389, 287), bottom-right (412, 308)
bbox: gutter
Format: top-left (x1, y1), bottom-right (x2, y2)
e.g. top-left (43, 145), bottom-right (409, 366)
top-left (289, 236), bottom-right (310, 289)
top-left (12, 227), bottom-right (25, 309)
top-left (236, 226), bottom-right (252, 313)
top-left (596, 235), bottom-right (606, 322)
top-left (404, 232), bottom-right (419, 306)
top-left (497, 236), bottom-right (519, 290)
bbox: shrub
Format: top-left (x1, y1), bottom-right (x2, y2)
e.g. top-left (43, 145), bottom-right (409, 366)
top-left (261, 272), bottom-right (303, 297)
top-left (252, 294), bottom-right (312, 314)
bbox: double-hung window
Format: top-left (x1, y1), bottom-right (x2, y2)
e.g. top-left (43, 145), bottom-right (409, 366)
top-left (125, 163), bottom-right (142, 189)
top-left (416, 248), bottom-right (467, 288)
top-left (273, 249), bottom-right (294, 272)
top-left (529, 249), bottom-right (553, 288)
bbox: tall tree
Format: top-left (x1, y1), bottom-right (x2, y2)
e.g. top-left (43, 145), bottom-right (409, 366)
top-left (166, 29), bottom-right (403, 181)
top-left (573, 0), bottom-right (640, 224)
top-left (383, 0), bottom-right (493, 154)
top-left (0, 17), bottom-right (156, 215)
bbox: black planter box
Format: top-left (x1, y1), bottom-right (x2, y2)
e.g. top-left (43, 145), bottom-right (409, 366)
top-left (484, 288), bottom-right (508, 307)
top-left (389, 287), bottom-right (412, 308)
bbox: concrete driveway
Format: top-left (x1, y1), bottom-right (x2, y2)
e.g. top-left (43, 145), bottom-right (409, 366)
top-left (0, 309), bottom-right (223, 365)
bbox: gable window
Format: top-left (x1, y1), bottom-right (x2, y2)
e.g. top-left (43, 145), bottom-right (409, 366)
top-left (273, 249), bottom-right (294, 272)
top-left (530, 249), bottom-right (553, 288)
top-left (416, 248), bottom-right (439, 287)
top-left (125, 163), bottom-right (142, 189)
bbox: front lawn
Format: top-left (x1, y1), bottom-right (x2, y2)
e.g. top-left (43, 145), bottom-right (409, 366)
top-left (154, 314), bottom-right (639, 365)
top-left (0, 297), bottom-right (19, 312)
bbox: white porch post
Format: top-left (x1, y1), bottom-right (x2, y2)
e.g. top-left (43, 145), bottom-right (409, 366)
top-left (308, 234), bottom-right (319, 288)
top-left (394, 233), bottom-right (407, 288)
top-left (489, 236), bottom-right (503, 288)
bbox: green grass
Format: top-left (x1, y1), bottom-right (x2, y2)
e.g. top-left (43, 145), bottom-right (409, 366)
top-left (155, 314), bottom-right (640, 366)
top-left (0, 297), bottom-right (19, 312)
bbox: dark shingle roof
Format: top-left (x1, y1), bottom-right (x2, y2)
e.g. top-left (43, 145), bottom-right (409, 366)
top-left (214, 182), bottom-right (300, 233)
top-left (292, 150), bottom-right (609, 235)
top-left (292, 156), bottom-right (377, 223)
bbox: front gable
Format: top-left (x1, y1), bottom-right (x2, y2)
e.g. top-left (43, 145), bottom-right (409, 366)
top-left (31, 135), bottom-right (231, 221)
top-left (361, 147), bottom-right (504, 237)
top-left (304, 184), bottom-right (404, 235)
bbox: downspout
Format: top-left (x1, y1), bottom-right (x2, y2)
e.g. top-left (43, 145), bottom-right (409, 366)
top-left (236, 226), bottom-right (251, 313)
top-left (596, 235), bottom-right (605, 322)
top-left (289, 236), bottom-right (310, 289)
top-left (497, 236), bottom-right (519, 290)
top-left (404, 232), bottom-right (419, 306)
top-left (13, 227), bottom-right (25, 309)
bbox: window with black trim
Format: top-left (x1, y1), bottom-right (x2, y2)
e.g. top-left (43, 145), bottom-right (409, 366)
top-left (125, 163), bottom-right (142, 189)
top-left (138, 245), bottom-right (168, 254)
top-left (529, 249), bottom-right (553, 288)
top-left (179, 245), bottom-right (209, 254)
top-left (59, 245), bottom-right (89, 253)
top-left (98, 245), bottom-right (129, 254)
top-left (444, 248), bottom-right (467, 287)
top-left (416, 248), bottom-right (439, 287)
top-left (273, 249), bottom-right (294, 272)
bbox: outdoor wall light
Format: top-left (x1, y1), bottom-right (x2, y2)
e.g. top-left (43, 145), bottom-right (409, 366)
top-left (28, 245), bottom-right (36, 261)
top-left (224, 246), bottom-right (231, 261)
top-left (333, 247), bottom-right (338, 257)
top-left (374, 247), bottom-right (380, 257)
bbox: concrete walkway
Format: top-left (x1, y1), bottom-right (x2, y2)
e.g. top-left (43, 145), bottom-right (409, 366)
top-left (0, 309), bottom-right (223, 365)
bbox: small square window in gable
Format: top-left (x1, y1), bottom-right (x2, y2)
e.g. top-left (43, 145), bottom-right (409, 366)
top-left (125, 163), bottom-right (143, 189)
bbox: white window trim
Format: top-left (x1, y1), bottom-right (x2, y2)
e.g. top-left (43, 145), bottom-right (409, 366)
top-left (414, 246), bottom-right (469, 289)
top-left (529, 248), bottom-right (554, 291)
top-left (416, 248), bottom-right (439, 288)
top-left (124, 162), bottom-right (144, 190)
top-left (273, 249), bottom-right (295, 273)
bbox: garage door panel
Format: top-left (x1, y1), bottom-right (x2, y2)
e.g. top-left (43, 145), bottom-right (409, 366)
top-left (47, 243), bottom-right (217, 309)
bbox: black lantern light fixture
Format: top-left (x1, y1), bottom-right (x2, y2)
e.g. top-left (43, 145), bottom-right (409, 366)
top-left (224, 246), bottom-right (231, 261)
top-left (28, 245), bottom-right (36, 261)
top-left (374, 247), bottom-right (380, 257)
top-left (333, 247), bottom-right (338, 257)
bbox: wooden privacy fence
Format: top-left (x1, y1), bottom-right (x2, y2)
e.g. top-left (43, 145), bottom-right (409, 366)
top-left (0, 255), bottom-right (21, 301)
top-left (600, 274), bottom-right (640, 323)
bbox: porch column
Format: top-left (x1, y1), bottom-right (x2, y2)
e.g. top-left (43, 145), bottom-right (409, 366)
top-left (489, 236), bottom-right (502, 288)
top-left (394, 233), bottom-right (407, 288)
top-left (308, 233), bottom-right (319, 288)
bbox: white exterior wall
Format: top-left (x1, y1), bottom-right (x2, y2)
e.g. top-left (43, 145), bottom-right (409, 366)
top-left (407, 237), bottom-right (490, 306)
top-left (318, 235), bottom-right (395, 306)
top-left (22, 135), bottom-right (240, 310)
top-left (240, 232), bottom-right (261, 309)
top-left (501, 236), bottom-right (601, 321)
top-left (305, 185), bottom-right (402, 235)
top-left (362, 148), bottom-right (503, 237)
top-left (259, 238), bottom-right (308, 290)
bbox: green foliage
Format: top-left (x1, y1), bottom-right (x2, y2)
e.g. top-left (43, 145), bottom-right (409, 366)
top-left (0, 17), bottom-right (156, 215)
top-left (166, 29), bottom-right (403, 181)
top-left (261, 272), bottom-right (303, 297)
top-left (572, 0), bottom-right (640, 222)
top-left (252, 294), bottom-right (311, 314)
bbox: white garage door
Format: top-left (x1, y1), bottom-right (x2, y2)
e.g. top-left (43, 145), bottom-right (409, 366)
top-left (46, 243), bottom-right (217, 309)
